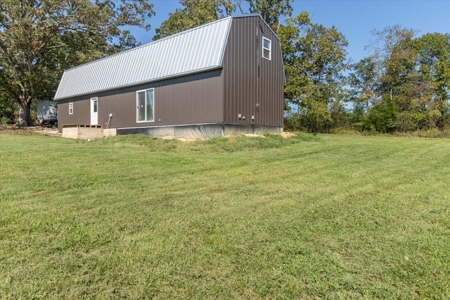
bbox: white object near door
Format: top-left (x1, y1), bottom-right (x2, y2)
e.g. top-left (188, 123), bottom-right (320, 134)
top-left (91, 97), bottom-right (98, 125)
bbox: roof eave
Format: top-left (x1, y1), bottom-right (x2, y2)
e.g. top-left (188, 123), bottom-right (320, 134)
top-left (54, 66), bottom-right (224, 101)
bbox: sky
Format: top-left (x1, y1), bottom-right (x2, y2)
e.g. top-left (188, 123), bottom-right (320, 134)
top-left (131, 0), bottom-right (450, 63)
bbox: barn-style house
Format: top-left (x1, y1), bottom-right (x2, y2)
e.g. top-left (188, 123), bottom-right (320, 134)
top-left (54, 15), bottom-right (285, 138)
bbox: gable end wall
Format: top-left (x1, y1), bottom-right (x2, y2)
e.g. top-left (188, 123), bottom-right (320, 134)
top-left (223, 16), bottom-right (284, 127)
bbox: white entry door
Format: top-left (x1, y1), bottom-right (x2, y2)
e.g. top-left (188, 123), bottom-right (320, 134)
top-left (90, 97), bottom-right (98, 125)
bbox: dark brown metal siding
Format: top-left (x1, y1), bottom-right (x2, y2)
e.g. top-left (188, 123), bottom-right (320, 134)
top-left (223, 16), bottom-right (284, 127)
top-left (58, 70), bottom-right (224, 132)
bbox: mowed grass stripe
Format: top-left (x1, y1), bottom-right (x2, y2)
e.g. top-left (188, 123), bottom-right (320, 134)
top-left (0, 132), bottom-right (449, 299)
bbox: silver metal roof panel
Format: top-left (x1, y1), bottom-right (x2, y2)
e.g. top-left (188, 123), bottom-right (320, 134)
top-left (55, 17), bottom-right (233, 100)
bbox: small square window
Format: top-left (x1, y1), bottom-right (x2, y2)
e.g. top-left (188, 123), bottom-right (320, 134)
top-left (69, 102), bottom-right (73, 115)
top-left (262, 37), bottom-right (271, 60)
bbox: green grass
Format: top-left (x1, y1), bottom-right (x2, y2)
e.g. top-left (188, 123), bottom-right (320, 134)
top-left (0, 132), bottom-right (449, 299)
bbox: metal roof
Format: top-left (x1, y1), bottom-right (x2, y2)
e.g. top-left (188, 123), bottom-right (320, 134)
top-left (54, 17), bottom-right (233, 100)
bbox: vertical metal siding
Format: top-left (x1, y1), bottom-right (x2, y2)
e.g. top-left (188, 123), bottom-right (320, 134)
top-left (223, 16), bottom-right (284, 127)
top-left (57, 15), bottom-right (283, 133)
top-left (57, 99), bottom-right (91, 132)
top-left (58, 70), bottom-right (224, 132)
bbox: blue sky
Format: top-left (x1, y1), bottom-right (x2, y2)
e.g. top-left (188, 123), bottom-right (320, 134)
top-left (133, 0), bottom-right (450, 63)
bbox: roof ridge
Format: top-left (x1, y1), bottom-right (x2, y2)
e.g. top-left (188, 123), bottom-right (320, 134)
top-left (64, 16), bottom-right (233, 73)
top-left (54, 16), bottom-right (233, 100)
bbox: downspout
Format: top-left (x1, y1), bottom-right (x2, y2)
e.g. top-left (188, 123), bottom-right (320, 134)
top-left (256, 19), bottom-right (260, 126)
top-left (105, 113), bottom-right (113, 129)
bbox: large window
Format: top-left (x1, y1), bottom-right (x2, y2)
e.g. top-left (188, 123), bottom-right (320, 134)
top-left (136, 89), bottom-right (154, 122)
top-left (262, 37), bottom-right (271, 60)
top-left (69, 102), bottom-right (73, 115)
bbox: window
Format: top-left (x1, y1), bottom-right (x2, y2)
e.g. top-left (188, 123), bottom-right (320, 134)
top-left (69, 102), bottom-right (73, 115)
top-left (136, 89), bottom-right (154, 122)
top-left (262, 37), bottom-right (271, 60)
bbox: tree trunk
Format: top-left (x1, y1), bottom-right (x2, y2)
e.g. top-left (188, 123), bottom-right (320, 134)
top-left (17, 101), bottom-right (33, 127)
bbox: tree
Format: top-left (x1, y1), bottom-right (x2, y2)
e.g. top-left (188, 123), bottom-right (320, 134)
top-left (153, 0), bottom-right (294, 40)
top-left (368, 26), bottom-right (418, 106)
top-left (153, 0), bottom-right (236, 40)
top-left (362, 27), bottom-right (450, 131)
top-left (413, 33), bottom-right (450, 128)
top-left (282, 12), bottom-right (349, 132)
top-left (246, 0), bottom-right (292, 31)
top-left (348, 57), bottom-right (377, 118)
top-left (0, 0), bottom-right (155, 126)
top-left (363, 25), bottom-right (433, 132)
top-left (0, 91), bottom-right (16, 124)
top-left (362, 94), bottom-right (398, 133)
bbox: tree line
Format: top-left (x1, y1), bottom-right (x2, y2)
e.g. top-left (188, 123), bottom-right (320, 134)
top-left (1, 0), bottom-right (449, 134)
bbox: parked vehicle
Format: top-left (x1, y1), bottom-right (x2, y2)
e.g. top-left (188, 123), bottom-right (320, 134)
top-left (36, 100), bottom-right (58, 125)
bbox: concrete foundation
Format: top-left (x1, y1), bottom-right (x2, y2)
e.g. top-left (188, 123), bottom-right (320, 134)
top-left (117, 124), bottom-right (282, 139)
top-left (103, 128), bottom-right (117, 137)
top-left (62, 125), bottom-right (104, 140)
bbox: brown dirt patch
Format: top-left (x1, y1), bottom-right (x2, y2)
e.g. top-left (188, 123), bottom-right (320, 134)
top-left (281, 132), bottom-right (295, 138)
top-left (31, 190), bottom-right (53, 196)
top-left (160, 136), bottom-right (197, 142)
top-left (0, 128), bottom-right (36, 135)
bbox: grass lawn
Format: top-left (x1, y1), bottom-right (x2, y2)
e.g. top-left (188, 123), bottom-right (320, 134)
top-left (0, 131), bottom-right (449, 299)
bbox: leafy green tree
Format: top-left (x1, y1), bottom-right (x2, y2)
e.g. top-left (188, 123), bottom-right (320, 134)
top-left (153, 0), bottom-right (293, 40)
top-left (153, 0), bottom-right (236, 40)
top-left (0, 91), bottom-right (16, 124)
top-left (0, 0), bottom-right (155, 126)
top-left (433, 52), bottom-right (450, 128)
top-left (362, 27), bottom-right (450, 132)
top-left (413, 33), bottom-right (450, 128)
top-left (282, 12), bottom-right (349, 132)
top-left (362, 94), bottom-right (398, 133)
top-left (369, 26), bottom-right (418, 105)
top-left (246, 0), bottom-right (292, 31)
top-left (348, 57), bottom-right (377, 120)
top-left (361, 25), bottom-right (437, 132)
